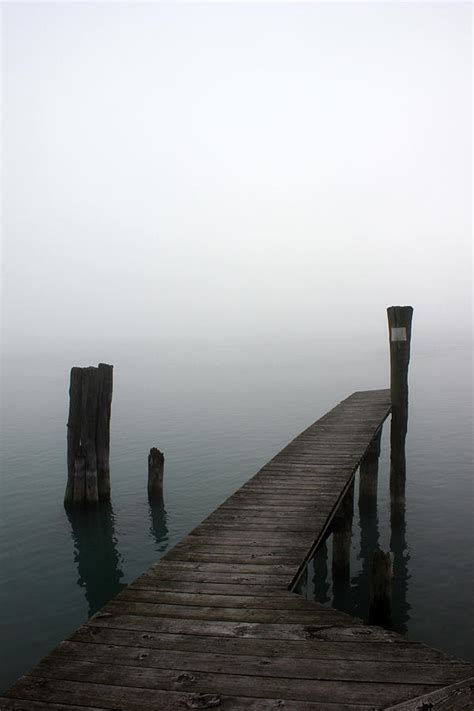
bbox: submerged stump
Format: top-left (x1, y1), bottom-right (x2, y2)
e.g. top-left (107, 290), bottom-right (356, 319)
top-left (64, 363), bottom-right (113, 509)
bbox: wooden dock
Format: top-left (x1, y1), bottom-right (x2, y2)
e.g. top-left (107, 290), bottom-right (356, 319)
top-left (2, 390), bottom-right (473, 710)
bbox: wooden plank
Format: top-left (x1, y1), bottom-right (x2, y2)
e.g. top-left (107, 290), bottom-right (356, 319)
top-left (129, 579), bottom-right (295, 597)
top-left (71, 626), bottom-right (461, 664)
top-left (134, 566), bottom-right (289, 591)
top-left (52, 641), bottom-right (471, 685)
top-left (88, 614), bottom-right (361, 639)
top-left (385, 675), bottom-right (474, 710)
top-left (20, 657), bottom-right (441, 706)
top-left (148, 560), bottom-right (297, 576)
top-left (117, 589), bottom-right (330, 611)
top-left (103, 599), bottom-right (350, 625)
top-left (0, 700), bottom-right (108, 711)
top-left (1, 676), bottom-right (376, 710)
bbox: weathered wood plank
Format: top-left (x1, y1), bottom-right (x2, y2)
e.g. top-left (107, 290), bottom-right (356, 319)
top-left (53, 641), bottom-right (471, 685)
top-left (0, 700), bottom-right (108, 711)
top-left (385, 675), bottom-right (474, 710)
top-left (70, 626), bottom-right (460, 664)
top-left (1, 676), bottom-right (376, 710)
top-left (19, 658), bottom-right (441, 706)
top-left (103, 599), bottom-right (349, 624)
top-left (134, 568), bottom-right (291, 587)
top-left (117, 589), bottom-right (330, 611)
top-left (129, 579), bottom-right (293, 597)
top-left (88, 614), bottom-right (361, 639)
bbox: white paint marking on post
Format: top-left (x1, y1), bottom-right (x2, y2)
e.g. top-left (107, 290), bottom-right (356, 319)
top-left (391, 327), bottom-right (407, 342)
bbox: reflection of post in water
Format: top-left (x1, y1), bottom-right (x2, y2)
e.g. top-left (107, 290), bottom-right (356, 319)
top-left (386, 305), bottom-right (412, 632)
top-left (67, 502), bottom-right (125, 618)
top-left (331, 480), bottom-right (354, 614)
top-left (390, 497), bottom-right (410, 634)
top-left (148, 497), bottom-right (169, 554)
top-left (387, 306), bottom-right (413, 505)
top-left (353, 433), bottom-right (382, 622)
top-left (312, 539), bottom-right (330, 605)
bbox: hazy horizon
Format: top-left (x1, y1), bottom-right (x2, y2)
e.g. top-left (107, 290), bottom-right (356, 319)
top-left (2, 2), bottom-right (472, 357)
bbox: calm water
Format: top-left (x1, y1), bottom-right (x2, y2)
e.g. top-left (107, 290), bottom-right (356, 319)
top-left (1, 338), bottom-right (473, 692)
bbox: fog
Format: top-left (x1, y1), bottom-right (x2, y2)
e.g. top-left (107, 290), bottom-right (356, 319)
top-left (2, 2), bottom-right (472, 356)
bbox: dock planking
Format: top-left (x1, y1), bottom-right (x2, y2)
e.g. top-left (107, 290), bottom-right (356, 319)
top-left (2, 389), bottom-right (473, 710)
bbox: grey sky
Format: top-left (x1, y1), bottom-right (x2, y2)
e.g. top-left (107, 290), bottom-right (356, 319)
top-left (2, 1), bottom-right (472, 354)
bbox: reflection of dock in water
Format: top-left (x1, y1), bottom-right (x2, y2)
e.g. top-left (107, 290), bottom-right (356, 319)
top-left (148, 498), bottom-right (169, 555)
top-left (67, 503), bottom-right (125, 618)
top-left (390, 499), bottom-right (410, 635)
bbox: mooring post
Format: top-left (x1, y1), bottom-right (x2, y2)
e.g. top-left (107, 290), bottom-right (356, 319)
top-left (369, 548), bottom-right (392, 628)
top-left (65, 363), bottom-right (113, 509)
top-left (359, 427), bottom-right (382, 511)
top-left (387, 306), bottom-right (413, 505)
top-left (148, 448), bottom-right (165, 500)
top-left (332, 479), bottom-right (354, 580)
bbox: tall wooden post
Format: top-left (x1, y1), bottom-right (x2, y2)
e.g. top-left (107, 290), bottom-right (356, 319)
top-left (387, 306), bottom-right (413, 505)
top-left (64, 363), bottom-right (113, 509)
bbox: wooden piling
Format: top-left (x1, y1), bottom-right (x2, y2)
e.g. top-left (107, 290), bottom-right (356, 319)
top-left (387, 306), bottom-right (413, 504)
top-left (65, 363), bottom-right (113, 509)
top-left (148, 447), bottom-right (165, 500)
top-left (369, 548), bottom-right (392, 628)
top-left (332, 480), bottom-right (354, 580)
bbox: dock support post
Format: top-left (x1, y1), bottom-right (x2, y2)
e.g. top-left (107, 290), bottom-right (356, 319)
top-left (148, 448), bottom-right (165, 500)
top-left (65, 363), bottom-right (113, 509)
top-left (387, 306), bottom-right (413, 505)
top-left (369, 548), bottom-right (392, 628)
top-left (332, 480), bottom-right (354, 579)
top-left (359, 427), bottom-right (382, 512)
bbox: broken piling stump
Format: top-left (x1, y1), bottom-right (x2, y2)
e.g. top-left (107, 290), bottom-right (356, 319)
top-left (148, 447), bottom-right (165, 500)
